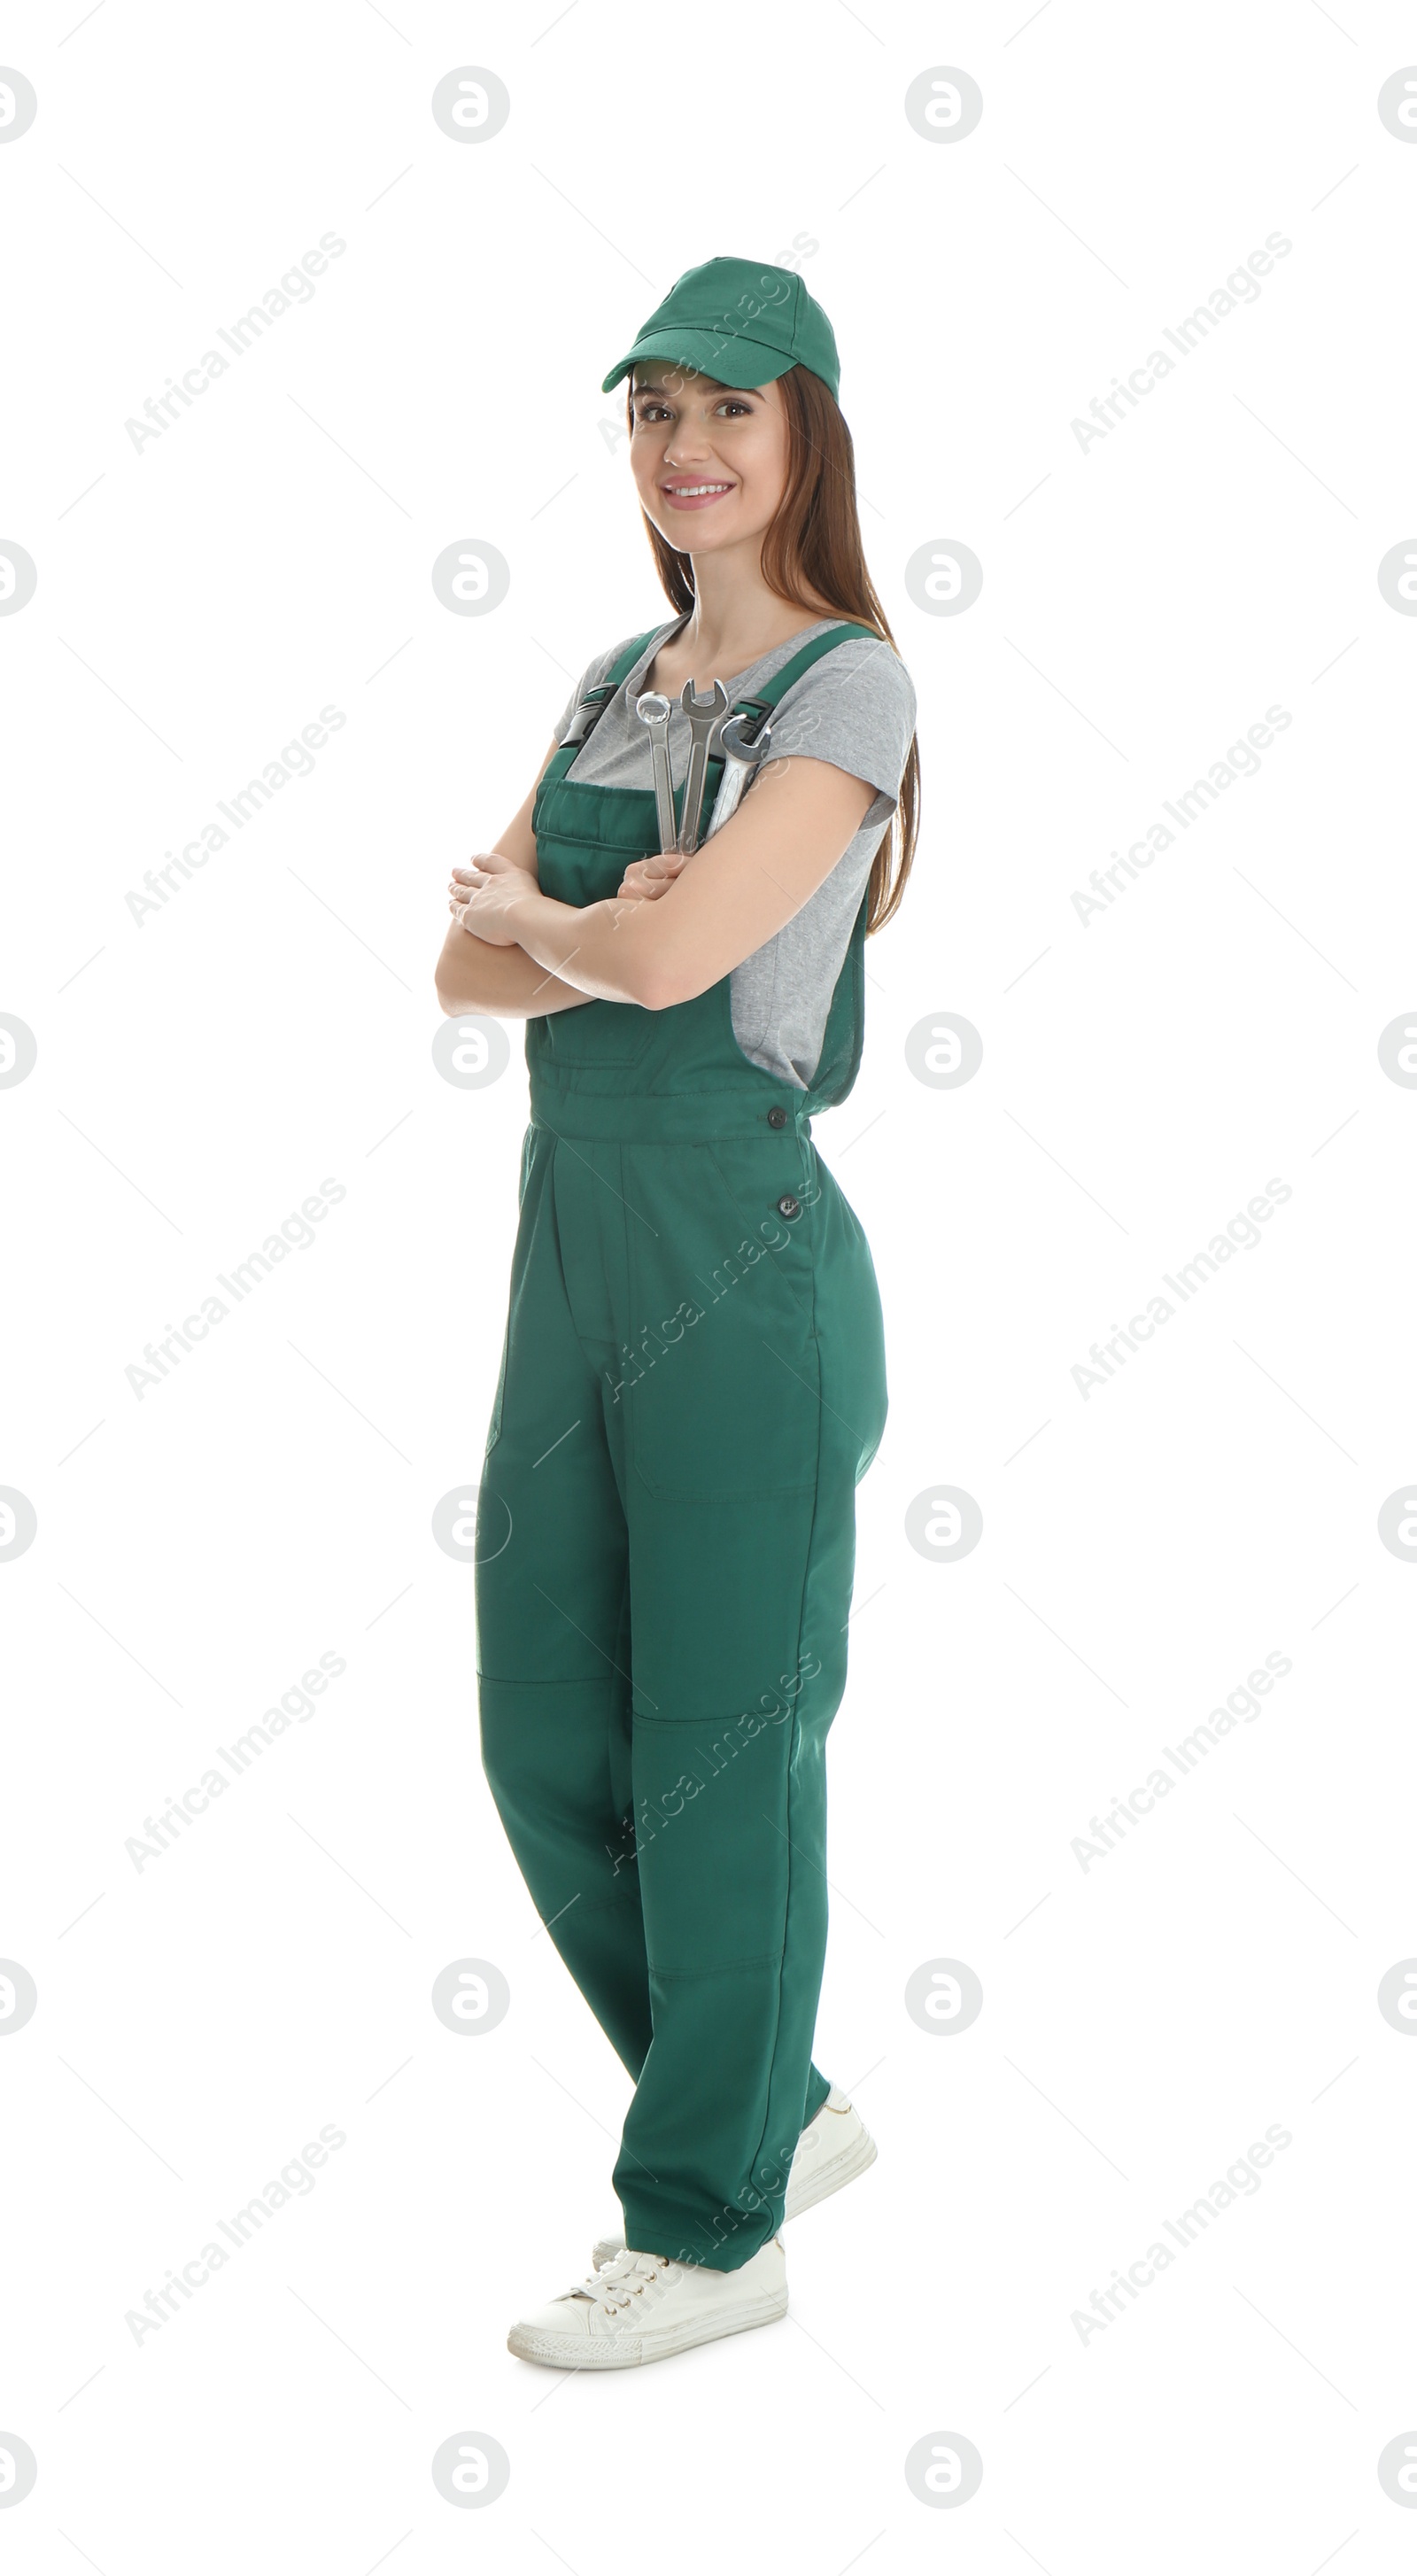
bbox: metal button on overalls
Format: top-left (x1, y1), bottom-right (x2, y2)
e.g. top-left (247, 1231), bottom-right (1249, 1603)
top-left (475, 621), bottom-right (890, 2277)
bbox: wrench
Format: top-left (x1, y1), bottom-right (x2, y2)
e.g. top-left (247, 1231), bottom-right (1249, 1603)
top-left (634, 692), bottom-right (678, 855)
top-left (703, 709), bottom-right (776, 840)
top-left (678, 677), bottom-right (731, 855)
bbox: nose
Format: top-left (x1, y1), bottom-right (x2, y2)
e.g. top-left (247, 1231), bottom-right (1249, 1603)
top-left (663, 427), bottom-right (713, 465)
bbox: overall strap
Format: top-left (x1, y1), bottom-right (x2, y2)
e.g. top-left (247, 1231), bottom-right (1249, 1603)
top-left (558, 625), bottom-right (667, 746)
top-left (726, 621), bottom-right (885, 743)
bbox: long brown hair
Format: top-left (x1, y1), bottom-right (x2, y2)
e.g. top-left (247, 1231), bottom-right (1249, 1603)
top-left (629, 364), bottom-right (919, 933)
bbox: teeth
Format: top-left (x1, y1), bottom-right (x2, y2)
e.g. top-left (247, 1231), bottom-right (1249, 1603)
top-left (670, 483), bottom-right (730, 497)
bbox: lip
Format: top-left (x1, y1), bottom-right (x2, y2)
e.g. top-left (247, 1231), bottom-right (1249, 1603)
top-left (660, 478), bottom-right (736, 512)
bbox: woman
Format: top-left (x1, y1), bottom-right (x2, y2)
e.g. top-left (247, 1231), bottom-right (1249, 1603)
top-left (435, 254), bottom-right (919, 2369)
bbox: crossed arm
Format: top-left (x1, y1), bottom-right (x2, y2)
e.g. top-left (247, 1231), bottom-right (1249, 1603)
top-left (432, 738), bottom-right (878, 1020)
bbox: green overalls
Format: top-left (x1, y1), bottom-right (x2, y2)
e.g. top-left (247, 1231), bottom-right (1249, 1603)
top-left (475, 621), bottom-right (889, 2273)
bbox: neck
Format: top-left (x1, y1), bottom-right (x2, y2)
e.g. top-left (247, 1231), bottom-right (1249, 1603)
top-left (670, 546), bottom-right (837, 671)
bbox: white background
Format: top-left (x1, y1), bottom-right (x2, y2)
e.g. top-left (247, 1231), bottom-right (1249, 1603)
top-left (4, 0), bottom-right (1417, 2564)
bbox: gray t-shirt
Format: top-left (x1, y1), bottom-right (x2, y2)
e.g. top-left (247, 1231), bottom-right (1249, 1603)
top-left (551, 614), bottom-right (917, 1090)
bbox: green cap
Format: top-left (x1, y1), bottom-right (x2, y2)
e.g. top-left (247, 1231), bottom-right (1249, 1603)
top-left (601, 254), bottom-right (840, 402)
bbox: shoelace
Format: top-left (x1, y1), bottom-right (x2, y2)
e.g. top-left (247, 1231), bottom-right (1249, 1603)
top-left (567, 2249), bottom-right (670, 2316)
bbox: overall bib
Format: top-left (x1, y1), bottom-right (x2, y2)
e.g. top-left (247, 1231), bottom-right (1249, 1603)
top-left (475, 623), bottom-right (889, 2272)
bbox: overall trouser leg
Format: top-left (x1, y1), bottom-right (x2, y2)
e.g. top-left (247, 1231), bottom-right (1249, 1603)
top-left (476, 1131), bottom-right (654, 2081)
top-left (607, 1130), bottom-right (887, 2272)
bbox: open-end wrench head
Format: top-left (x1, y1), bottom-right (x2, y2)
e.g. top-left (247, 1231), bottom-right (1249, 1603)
top-left (679, 677), bottom-right (731, 718)
top-left (716, 709), bottom-right (774, 763)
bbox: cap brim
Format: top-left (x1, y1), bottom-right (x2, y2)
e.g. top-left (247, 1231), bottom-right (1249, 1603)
top-left (600, 328), bottom-right (796, 396)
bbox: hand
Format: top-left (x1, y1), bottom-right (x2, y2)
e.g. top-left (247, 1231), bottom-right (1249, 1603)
top-left (451, 851), bottom-right (539, 948)
top-left (616, 850), bottom-right (687, 902)
top-left (449, 846), bottom-right (536, 906)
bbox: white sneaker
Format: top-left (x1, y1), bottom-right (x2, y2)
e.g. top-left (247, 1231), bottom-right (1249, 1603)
top-left (590, 2085), bottom-right (875, 2269)
top-left (783, 2083), bottom-right (878, 2219)
top-left (507, 2239), bottom-right (787, 2370)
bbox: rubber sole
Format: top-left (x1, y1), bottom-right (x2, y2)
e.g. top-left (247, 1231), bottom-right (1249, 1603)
top-left (507, 2285), bottom-right (788, 2370)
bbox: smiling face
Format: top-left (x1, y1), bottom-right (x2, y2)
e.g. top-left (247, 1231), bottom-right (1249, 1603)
top-left (628, 362), bottom-right (794, 557)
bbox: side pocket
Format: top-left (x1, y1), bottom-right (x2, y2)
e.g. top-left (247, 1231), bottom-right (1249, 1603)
top-left (624, 1144), bottom-right (823, 1500)
top-left (704, 1143), bottom-right (817, 1331)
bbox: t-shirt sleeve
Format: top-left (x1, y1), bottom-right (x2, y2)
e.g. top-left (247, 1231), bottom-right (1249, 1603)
top-left (766, 637), bottom-right (917, 823)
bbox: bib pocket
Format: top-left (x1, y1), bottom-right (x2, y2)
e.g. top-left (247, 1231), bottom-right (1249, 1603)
top-left (530, 999), bottom-right (653, 1074)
